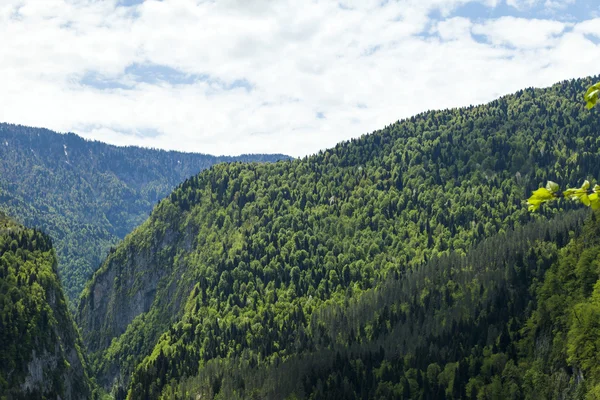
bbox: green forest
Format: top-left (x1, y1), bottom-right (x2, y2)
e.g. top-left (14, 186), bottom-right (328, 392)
top-left (2, 76), bottom-right (600, 399)
top-left (68, 76), bottom-right (600, 399)
top-left (0, 124), bottom-right (287, 305)
top-left (0, 212), bottom-right (91, 399)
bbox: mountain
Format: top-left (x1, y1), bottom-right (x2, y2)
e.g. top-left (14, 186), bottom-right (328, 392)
top-left (76, 75), bottom-right (600, 398)
top-left (0, 212), bottom-right (92, 399)
top-left (0, 123), bottom-right (288, 304)
top-left (152, 210), bottom-right (585, 399)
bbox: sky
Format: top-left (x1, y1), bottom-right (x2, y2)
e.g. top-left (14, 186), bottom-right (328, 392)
top-left (0, 0), bottom-right (599, 157)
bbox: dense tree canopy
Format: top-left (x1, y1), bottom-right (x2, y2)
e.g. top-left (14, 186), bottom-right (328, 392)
top-left (526, 82), bottom-right (600, 213)
top-left (74, 76), bottom-right (600, 398)
top-left (0, 123), bottom-right (287, 305)
top-left (0, 212), bottom-right (92, 399)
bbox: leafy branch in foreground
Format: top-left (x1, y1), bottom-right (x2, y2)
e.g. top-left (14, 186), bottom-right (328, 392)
top-left (527, 82), bottom-right (599, 212)
top-left (585, 82), bottom-right (600, 109)
top-left (527, 180), bottom-right (600, 212)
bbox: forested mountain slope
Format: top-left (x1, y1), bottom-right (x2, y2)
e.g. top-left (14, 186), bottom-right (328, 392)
top-left (76, 76), bottom-right (600, 398)
top-left (0, 123), bottom-right (288, 303)
top-left (0, 212), bottom-right (91, 399)
top-left (160, 210), bottom-right (587, 399)
top-left (199, 210), bottom-right (600, 400)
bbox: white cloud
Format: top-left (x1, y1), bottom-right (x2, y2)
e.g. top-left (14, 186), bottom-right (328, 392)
top-left (573, 17), bottom-right (600, 36)
top-left (544, 0), bottom-right (577, 10)
top-left (435, 17), bottom-right (473, 41)
top-left (0, 0), bottom-right (598, 157)
top-left (471, 17), bottom-right (568, 48)
top-left (506, 0), bottom-right (539, 10)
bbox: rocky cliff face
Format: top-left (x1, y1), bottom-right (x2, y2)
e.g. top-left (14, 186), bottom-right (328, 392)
top-left (0, 122), bottom-right (289, 304)
top-left (77, 200), bottom-right (197, 388)
top-left (0, 213), bottom-right (91, 398)
top-left (79, 236), bottom-right (167, 352)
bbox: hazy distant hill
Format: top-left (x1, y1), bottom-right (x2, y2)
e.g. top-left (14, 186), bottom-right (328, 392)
top-left (0, 123), bottom-right (288, 304)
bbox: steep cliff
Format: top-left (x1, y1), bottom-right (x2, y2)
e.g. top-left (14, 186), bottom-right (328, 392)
top-left (78, 76), bottom-right (600, 397)
top-left (0, 123), bottom-right (289, 304)
top-left (77, 195), bottom-right (208, 390)
top-left (0, 213), bottom-right (92, 399)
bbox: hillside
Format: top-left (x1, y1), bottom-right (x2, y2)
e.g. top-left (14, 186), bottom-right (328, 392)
top-left (152, 210), bottom-right (587, 399)
top-left (76, 75), bottom-right (600, 398)
top-left (0, 212), bottom-right (92, 399)
top-left (0, 123), bottom-right (288, 303)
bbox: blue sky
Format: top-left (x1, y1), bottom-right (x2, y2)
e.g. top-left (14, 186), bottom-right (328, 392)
top-left (453, 0), bottom-right (597, 21)
top-left (0, 0), bottom-right (598, 157)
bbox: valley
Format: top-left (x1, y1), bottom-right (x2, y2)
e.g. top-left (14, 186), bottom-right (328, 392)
top-left (3, 76), bottom-right (600, 399)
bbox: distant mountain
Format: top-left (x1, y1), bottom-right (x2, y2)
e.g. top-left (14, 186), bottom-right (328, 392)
top-left (77, 76), bottom-right (600, 399)
top-left (0, 212), bottom-right (92, 399)
top-left (0, 123), bottom-right (289, 304)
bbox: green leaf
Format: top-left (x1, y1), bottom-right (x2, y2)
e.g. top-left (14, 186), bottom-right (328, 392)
top-left (584, 83), bottom-right (600, 109)
top-left (582, 180), bottom-right (591, 190)
top-left (563, 188), bottom-right (577, 197)
top-left (564, 180), bottom-right (593, 207)
top-left (581, 193), bottom-right (591, 207)
top-left (590, 193), bottom-right (600, 210)
top-left (527, 187), bottom-right (557, 212)
top-left (546, 180), bottom-right (560, 193)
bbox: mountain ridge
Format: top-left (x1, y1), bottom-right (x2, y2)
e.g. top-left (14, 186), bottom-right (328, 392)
top-left (0, 123), bottom-right (289, 304)
top-left (76, 76), bottom-right (600, 398)
top-left (0, 122), bottom-right (292, 158)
